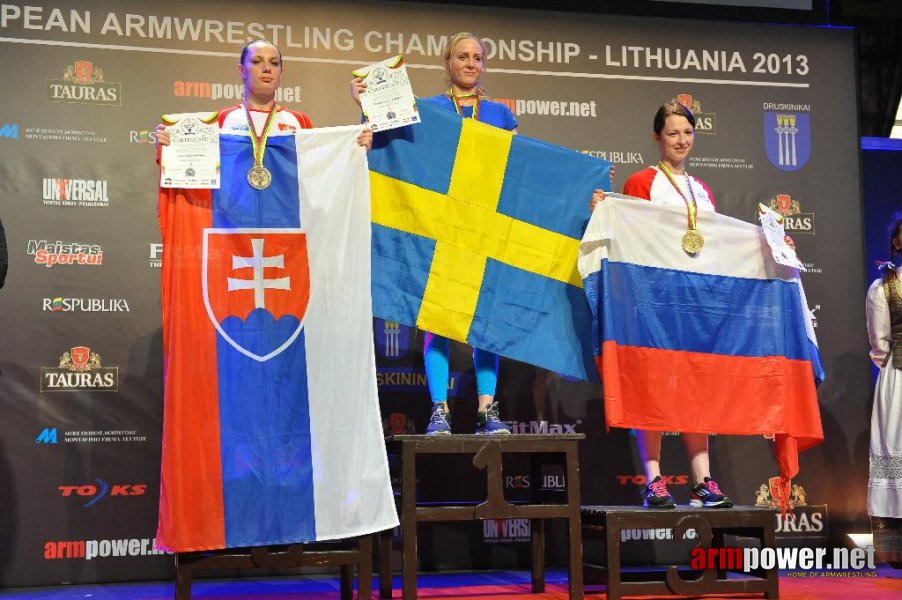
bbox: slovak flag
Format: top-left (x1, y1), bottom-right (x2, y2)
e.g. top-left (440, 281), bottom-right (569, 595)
top-left (578, 196), bottom-right (824, 485)
top-left (156, 127), bottom-right (397, 552)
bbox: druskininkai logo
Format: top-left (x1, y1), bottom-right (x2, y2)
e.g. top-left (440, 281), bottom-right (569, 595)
top-left (47, 60), bottom-right (121, 107)
top-left (40, 346), bottom-right (119, 392)
top-left (763, 104), bottom-right (810, 171)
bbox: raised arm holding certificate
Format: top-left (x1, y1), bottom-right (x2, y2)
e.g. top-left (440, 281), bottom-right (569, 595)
top-left (160, 112), bottom-right (220, 189)
top-left (351, 55), bottom-right (420, 132)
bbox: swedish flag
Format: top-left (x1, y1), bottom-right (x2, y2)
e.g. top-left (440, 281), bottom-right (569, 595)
top-left (368, 101), bottom-right (611, 381)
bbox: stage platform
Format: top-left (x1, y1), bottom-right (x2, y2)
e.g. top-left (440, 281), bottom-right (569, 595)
top-left (3, 567), bottom-right (901, 599)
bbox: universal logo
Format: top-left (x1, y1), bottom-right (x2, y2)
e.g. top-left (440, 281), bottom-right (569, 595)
top-left (483, 518), bottom-right (531, 543)
top-left (676, 93), bottom-right (716, 134)
top-left (47, 61), bottom-right (121, 107)
top-left (42, 178), bottom-right (109, 208)
top-left (40, 346), bottom-right (119, 392)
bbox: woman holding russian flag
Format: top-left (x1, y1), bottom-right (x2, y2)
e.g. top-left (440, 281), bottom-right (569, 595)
top-left (866, 218), bottom-right (902, 538)
top-left (594, 100), bottom-right (732, 510)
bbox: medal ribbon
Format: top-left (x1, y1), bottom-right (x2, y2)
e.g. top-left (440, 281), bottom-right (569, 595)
top-left (446, 89), bottom-right (480, 122)
top-left (243, 102), bottom-right (279, 169)
top-left (658, 161), bottom-right (699, 232)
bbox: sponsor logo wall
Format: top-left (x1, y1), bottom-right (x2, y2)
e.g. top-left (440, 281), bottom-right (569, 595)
top-left (0, 0), bottom-right (868, 586)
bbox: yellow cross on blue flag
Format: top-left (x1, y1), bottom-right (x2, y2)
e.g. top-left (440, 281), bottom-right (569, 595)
top-left (368, 101), bottom-right (611, 381)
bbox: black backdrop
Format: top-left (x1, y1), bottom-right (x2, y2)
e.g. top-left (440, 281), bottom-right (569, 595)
top-left (0, 0), bottom-right (872, 586)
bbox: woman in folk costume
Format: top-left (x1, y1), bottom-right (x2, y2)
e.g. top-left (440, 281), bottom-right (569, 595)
top-left (867, 217), bottom-right (902, 560)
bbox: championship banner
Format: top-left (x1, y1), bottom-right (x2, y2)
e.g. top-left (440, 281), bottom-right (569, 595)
top-left (156, 127), bottom-right (397, 552)
top-left (578, 197), bottom-right (824, 486)
top-left (367, 100), bottom-right (612, 381)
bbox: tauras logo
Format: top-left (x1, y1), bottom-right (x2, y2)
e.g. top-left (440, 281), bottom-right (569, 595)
top-left (675, 93), bottom-right (716, 134)
top-left (27, 240), bottom-right (103, 267)
top-left (42, 178), bottom-right (108, 207)
top-left (43, 297), bottom-right (130, 312)
top-left (755, 480), bottom-right (827, 537)
top-left (47, 60), bottom-right (120, 107)
top-left (40, 346), bottom-right (119, 392)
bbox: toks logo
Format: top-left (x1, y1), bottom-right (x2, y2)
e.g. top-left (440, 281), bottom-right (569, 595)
top-left (42, 178), bottom-right (109, 207)
top-left (47, 60), bottom-right (120, 107)
top-left (27, 240), bottom-right (103, 267)
top-left (675, 93), bottom-right (716, 134)
top-left (758, 194), bottom-right (815, 234)
top-left (40, 346), bottom-right (119, 392)
top-left (59, 480), bottom-right (147, 507)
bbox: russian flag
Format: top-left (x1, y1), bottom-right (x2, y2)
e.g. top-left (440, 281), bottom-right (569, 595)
top-left (578, 196), bottom-right (824, 483)
top-left (156, 127), bottom-right (397, 552)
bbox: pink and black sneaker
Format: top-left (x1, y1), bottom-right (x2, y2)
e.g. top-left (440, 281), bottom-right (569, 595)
top-left (643, 475), bottom-right (676, 509)
top-left (690, 477), bottom-right (733, 508)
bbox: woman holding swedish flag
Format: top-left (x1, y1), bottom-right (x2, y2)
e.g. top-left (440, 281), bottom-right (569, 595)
top-left (353, 32), bottom-right (519, 436)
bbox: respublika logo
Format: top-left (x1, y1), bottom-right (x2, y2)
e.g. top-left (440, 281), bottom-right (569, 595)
top-left (375, 319), bottom-right (411, 360)
top-left (42, 178), bottom-right (109, 208)
top-left (59, 480), bottom-right (147, 507)
top-left (129, 128), bottom-right (157, 144)
top-left (27, 240), bottom-right (103, 267)
top-left (581, 149), bottom-right (644, 165)
top-left (40, 346), bottom-right (119, 392)
top-left (47, 60), bottom-right (121, 107)
top-left (758, 194), bottom-right (815, 235)
top-left (0, 120), bottom-right (19, 140)
top-left (43, 297), bottom-right (130, 312)
top-left (676, 93), bottom-right (716, 134)
top-left (764, 103), bottom-right (810, 171)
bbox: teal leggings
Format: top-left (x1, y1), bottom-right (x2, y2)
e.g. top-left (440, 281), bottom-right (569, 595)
top-left (424, 332), bottom-right (498, 402)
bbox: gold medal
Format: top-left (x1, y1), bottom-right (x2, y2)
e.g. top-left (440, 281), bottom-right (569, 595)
top-left (247, 165), bottom-right (272, 190)
top-left (681, 229), bottom-right (704, 254)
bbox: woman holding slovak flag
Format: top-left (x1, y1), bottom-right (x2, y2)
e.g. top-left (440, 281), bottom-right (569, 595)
top-left (157, 39), bottom-right (372, 155)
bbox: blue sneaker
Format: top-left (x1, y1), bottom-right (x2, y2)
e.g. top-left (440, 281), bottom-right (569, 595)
top-left (425, 403), bottom-right (451, 435)
top-left (477, 402), bottom-right (511, 435)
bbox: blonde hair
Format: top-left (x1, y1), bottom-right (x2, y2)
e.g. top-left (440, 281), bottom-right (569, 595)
top-left (443, 32), bottom-right (488, 98)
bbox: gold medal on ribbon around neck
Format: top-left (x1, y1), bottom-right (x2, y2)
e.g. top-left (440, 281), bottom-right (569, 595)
top-left (243, 102), bottom-right (278, 191)
top-left (247, 164), bottom-right (272, 190)
top-left (681, 229), bottom-right (705, 254)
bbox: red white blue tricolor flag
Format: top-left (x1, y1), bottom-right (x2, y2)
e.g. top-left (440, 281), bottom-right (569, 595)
top-left (578, 196), bottom-right (824, 484)
top-left (156, 126), bottom-right (397, 552)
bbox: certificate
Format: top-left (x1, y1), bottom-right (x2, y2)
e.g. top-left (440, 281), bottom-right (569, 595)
top-left (758, 203), bottom-right (805, 270)
top-left (352, 55), bottom-right (420, 132)
top-left (160, 111), bottom-right (220, 189)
